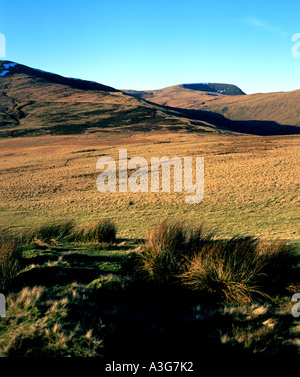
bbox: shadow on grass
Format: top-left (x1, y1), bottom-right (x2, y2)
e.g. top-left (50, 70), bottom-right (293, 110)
top-left (3, 222), bottom-right (300, 361)
top-left (86, 278), bottom-right (300, 361)
top-left (13, 266), bottom-right (102, 289)
top-left (22, 252), bottom-right (126, 267)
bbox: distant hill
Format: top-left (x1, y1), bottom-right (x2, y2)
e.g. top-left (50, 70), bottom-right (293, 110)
top-left (0, 60), bottom-right (119, 92)
top-left (124, 84), bottom-right (300, 128)
top-left (198, 90), bottom-right (300, 127)
top-left (0, 61), bottom-right (236, 137)
top-left (1, 62), bottom-right (299, 137)
top-left (181, 83), bottom-right (246, 95)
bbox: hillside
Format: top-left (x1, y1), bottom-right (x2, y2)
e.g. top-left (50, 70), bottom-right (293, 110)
top-left (181, 82), bottom-right (246, 95)
top-left (125, 84), bottom-right (300, 128)
top-left (198, 90), bottom-right (300, 127)
top-left (1, 62), bottom-right (299, 137)
top-left (0, 61), bottom-right (234, 138)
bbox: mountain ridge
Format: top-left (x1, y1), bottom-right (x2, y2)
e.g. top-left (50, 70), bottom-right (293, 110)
top-left (0, 61), bottom-right (299, 138)
top-left (0, 60), bottom-right (119, 93)
top-left (0, 60), bottom-right (233, 137)
top-left (181, 82), bottom-right (246, 95)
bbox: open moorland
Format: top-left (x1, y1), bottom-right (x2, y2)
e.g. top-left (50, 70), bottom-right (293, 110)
top-left (0, 132), bottom-right (299, 363)
top-left (0, 60), bottom-right (299, 363)
top-left (0, 132), bottom-right (299, 240)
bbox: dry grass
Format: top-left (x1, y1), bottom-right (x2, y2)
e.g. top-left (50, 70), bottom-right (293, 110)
top-left (180, 247), bottom-right (266, 304)
top-left (0, 133), bottom-right (299, 240)
top-left (135, 220), bottom-right (298, 304)
top-left (20, 218), bottom-right (117, 246)
top-left (135, 220), bottom-right (213, 283)
top-left (71, 219), bottom-right (117, 243)
top-left (0, 232), bottom-right (21, 291)
top-left (0, 285), bottom-right (103, 357)
top-left (180, 238), bottom-right (297, 303)
top-left (24, 220), bottom-right (75, 244)
top-left (218, 299), bottom-right (300, 354)
top-left (0, 218), bottom-right (298, 358)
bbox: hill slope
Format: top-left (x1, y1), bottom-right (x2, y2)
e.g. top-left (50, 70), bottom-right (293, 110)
top-left (125, 84), bottom-right (300, 128)
top-left (1, 61), bottom-right (233, 137)
top-left (1, 62), bottom-right (299, 137)
top-left (198, 90), bottom-right (300, 127)
top-left (181, 82), bottom-right (246, 95)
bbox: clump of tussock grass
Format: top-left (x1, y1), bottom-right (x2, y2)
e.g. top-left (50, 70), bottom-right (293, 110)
top-left (21, 219), bottom-right (117, 245)
top-left (0, 231), bottom-right (22, 292)
top-left (135, 219), bottom-right (214, 284)
top-left (135, 220), bottom-right (298, 303)
top-left (24, 220), bottom-right (75, 245)
top-left (71, 219), bottom-right (117, 244)
top-left (179, 240), bottom-right (267, 304)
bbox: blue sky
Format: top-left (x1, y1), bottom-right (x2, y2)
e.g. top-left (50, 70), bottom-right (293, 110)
top-left (1, 0), bottom-right (300, 93)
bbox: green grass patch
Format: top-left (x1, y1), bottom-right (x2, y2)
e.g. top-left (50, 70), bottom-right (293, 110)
top-left (0, 218), bottom-right (299, 359)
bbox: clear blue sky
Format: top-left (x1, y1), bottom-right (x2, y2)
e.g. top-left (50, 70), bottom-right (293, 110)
top-left (1, 0), bottom-right (300, 93)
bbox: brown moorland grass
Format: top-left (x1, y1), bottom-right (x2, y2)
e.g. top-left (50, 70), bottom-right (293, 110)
top-left (0, 132), bottom-right (299, 240)
top-left (0, 232), bottom-right (21, 292)
top-left (134, 220), bottom-right (214, 284)
top-left (134, 84), bottom-right (300, 127)
top-left (25, 220), bottom-right (75, 244)
top-left (71, 219), bottom-right (117, 243)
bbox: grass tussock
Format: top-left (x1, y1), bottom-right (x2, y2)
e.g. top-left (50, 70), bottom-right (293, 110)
top-left (0, 232), bottom-right (22, 292)
top-left (25, 220), bottom-right (75, 245)
top-left (22, 219), bottom-right (117, 245)
top-left (136, 220), bottom-right (298, 303)
top-left (71, 219), bottom-right (117, 244)
top-left (0, 217), bottom-right (298, 358)
top-left (135, 220), bottom-right (214, 284)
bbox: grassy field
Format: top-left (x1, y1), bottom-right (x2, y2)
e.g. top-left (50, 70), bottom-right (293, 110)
top-left (0, 132), bottom-right (299, 241)
top-left (0, 221), bottom-right (299, 359)
top-left (0, 131), bottom-right (299, 362)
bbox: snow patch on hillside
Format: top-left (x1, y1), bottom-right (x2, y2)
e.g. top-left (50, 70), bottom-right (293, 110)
top-left (3, 62), bottom-right (17, 69)
top-left (0, 62), bottom-right (18, 76)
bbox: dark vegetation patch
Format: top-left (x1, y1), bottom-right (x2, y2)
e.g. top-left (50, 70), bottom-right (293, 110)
top-left (0, 219), bottom-right (299, 360)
